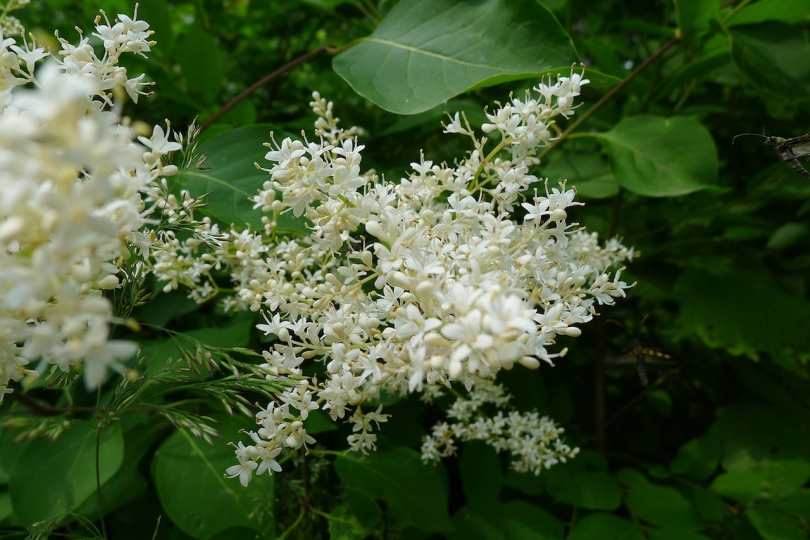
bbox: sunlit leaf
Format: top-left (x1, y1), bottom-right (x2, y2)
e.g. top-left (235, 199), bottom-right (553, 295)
top-left (334, 0), bottom-right (579, 114)
top-left (596, 115), bottom-right (717, 197)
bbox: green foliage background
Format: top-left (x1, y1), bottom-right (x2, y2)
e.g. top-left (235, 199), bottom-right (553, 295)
top-left (2, 0), bottom-right (810, 538)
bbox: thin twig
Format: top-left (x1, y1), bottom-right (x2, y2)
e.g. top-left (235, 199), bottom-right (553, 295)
top-left (537, 36), bottom-right (679, 162)
top-left (200, 45), bottom-right (339, 131)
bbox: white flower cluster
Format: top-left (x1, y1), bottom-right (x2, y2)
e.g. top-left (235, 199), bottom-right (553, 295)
top-left (421, 379), bottom-right (578, 475)
top-left (152, 69), bottom-right (636, 486)
top-left (0, 8), bottom-right (181, 400)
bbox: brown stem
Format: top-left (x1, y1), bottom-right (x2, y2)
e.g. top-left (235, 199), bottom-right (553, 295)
top-left (200, 45), bottom-right (339, 132)
top-left (8, 391), bottom-right (64, 416)
top-left (537, 36), bottom-right (679, 162)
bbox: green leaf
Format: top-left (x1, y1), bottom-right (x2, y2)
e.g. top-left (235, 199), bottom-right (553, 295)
top-left (772, 489), bottom-right (810, 519)
top-left (690, 485), bottom-right (725, 523)
top-left (674, 268), bottom-right (810, 362)
top-left (675, 0), bottom-right (720, 38)
top-left (554, 471), bottom-right (621, 510)
top-left (656, 47), bottom-right (732, 99)
top-left (567, 513), bottom-right (645, 540)
top-left (1, 422), bottom-right (124, 528)
top-left (670, 433), bottom-right (721, 481)
top-left (0, 491), bottom-right (12, 523)
top-left (714, 400), bottom-right (810, 470)
top-left (543, 450), bottom-right (609, 496)
top-left (459, 442), bottom-right (503, 504)
top-left (626, 483), bottom-right (701, 529)
top-left (153, 413), bottom-right (275, 539)
top-left (728, 0), bottom-right (810, 26)
top-left (729, 22), bottom-right (810, 103)
top-left (711, 460), bottom-right (810, 502)
top-left (596, 115), bottom-right (717, 197)
top-left (746, 506), bottom-right (806, 540)
top-left (334, 447), bottom-right (452, 534)
top-left (614, 468), bottom-right (649, 488)
top-left (766, 223), bottom-right (809, 250)
top-left (345, 490), bottom-right (381, 530)
top-left (75, 414), bottom-right (159, 517)
top-left (176, 24), bottom-right (226, 104)
top-left (141, 318), bottom-right (255, 373)
top-left (178, 125), bottom-right (307, 234)
top-left (135, 290), bottom-right (200, 328)
top-left (450, 500), bottom-right (564, 540)
top-left (333, 0), bottom-right (579, 114)
top-left (542, 153), bottom-right (620, 199)
top-left (327, 505), bottom-right (367, 540)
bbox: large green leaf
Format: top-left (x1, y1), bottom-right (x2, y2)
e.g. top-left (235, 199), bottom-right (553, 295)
top-left (690, 485), bottom-right (725, 523)
top-left (626, 483), bottom-right (701, 529)
top-left (74, 414), bottom-right (159, 518)
top-left (596, 115), bottom-right (717, 197)
top-left (669, 433), bottom-right (721, 481)
top-left (729, 22), bottom-right (810, 103)
top-left (1, 422), bottom-right (124, 529)
top-left (450, 500), bottom-right (564, 540)
top-left (334, 447), bottom-right (452, 534)
top-left (746, 506), bottom-right (806, 540)
top-left (333, 0), bottom-right (579, 114)
top-left (711, 400), bottom-right (810, 471)
top-left (772, 489), bottom-right (810, 519)
top-left (711, 460), bottom-right (810, 502)
top-left (153, 413), bottom-right (275, 539)
top-left (178, 125), bottom-right (308, 235)
top-left (327, 504), bottom-right (368, 540)
top-left (728, 0), bottom-right (810, 26)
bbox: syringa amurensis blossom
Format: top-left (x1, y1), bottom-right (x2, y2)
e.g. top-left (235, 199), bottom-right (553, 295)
top-left (214, 70), bottom-right (633, 485)
top-left (0, 8), bottom-right (182, 400)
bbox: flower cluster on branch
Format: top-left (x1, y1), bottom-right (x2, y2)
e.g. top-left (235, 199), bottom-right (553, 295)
top-left (147, 72), bottom-right (633, 485)
top-left (0, 7), bottom-right (183, 398)
top-left (0, 5), bottom-right (632, 485)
